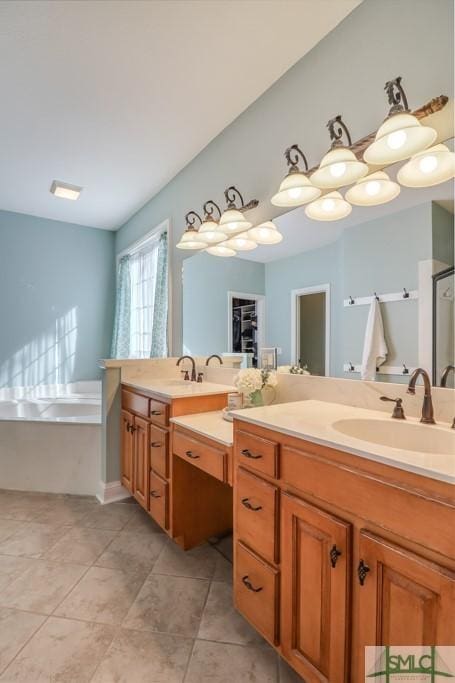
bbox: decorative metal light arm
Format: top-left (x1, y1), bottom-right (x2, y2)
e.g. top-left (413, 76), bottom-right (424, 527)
top-left (185, 210), bottom-right (202, 229)
top-left (384, 76), bottom-right (409, 115)
top-left (327, 114), bottom-right (352, 148)
top-left (223, 185), bottom-right (258, 213)
top-left (284, 144), bottom-right (309, 172)
top-left (203, 200), bottom-right (222, 221)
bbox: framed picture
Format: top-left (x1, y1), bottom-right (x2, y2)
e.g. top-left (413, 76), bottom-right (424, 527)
top-left (260, 347), bottom-right (278, 370)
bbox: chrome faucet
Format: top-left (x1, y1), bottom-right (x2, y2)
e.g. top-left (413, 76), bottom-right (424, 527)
top-left (407, 368), bottom-right (435, 424)
top-left (440, 365), bottom-right (455, 388)
top-left (176, 356), bottom-right (196, 382)
top-left (206, 354), bottom-right (223, 366)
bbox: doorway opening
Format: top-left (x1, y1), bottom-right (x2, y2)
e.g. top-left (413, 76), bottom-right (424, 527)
top-left (291, 285), bottom-right (330, 376)
top-left (228, 292), bottom-right (265, 368)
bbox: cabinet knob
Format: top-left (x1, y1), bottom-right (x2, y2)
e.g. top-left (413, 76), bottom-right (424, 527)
top-left (241, 449), bottom-right (262, 460)
top-left (330, 544), bottom-right (342, 568)
top-left (150, 442), bottom-right (162, 448)
top-left (151, 410), bottom-right (162, 416)
top-left (357, 559), bottom-right (370, 585)
top-left (241, 497), bottom-right (262, 512)
top-left (150, 490), bottom-right (161, 498)
top-left (129, 425), bottom-right (136, 433)
top-left (242, 575), bottom-right (263, 592)
top-left (186, 450), bottom-right (200, 459)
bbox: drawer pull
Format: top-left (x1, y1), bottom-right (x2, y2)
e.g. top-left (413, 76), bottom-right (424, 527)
top-left (241, 497), bottom-right (262, 512)
top-left (241, 449), bottom-right (262, 460)
top-left (129, 424), bottom-right (136, 433)
top-left (242, 575), bottom-right (263, 593)
top-left (186, 450), bottom-right (200, 459)
top-left (126, 423), bottom-right (132, 433)
top-left (150, 490), bottom-right (161, 498)
top-left (151, 410), bottom-right (162, 416)
top-left (330, 544), bottom-right (342, 568)
top-left (357, 559), bottom-right (370, 585)
top-left (150, 442), bottom-right (162, 448)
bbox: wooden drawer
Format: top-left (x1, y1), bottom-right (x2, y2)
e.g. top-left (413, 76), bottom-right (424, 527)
top-left (150, 425), bottom-right (169, 479)
top-left (149, 471), bottom-right (168, 530)
top-left (236, 467), bottom-right (279, 564)
top-left (149, 398), bottom-right (169, 427)
top-left (173, 430), bottom-right (227, 483)
top-left (121, 389), bottom-right (149, 418)
top-left (236, 429), bottom-right (279, 479)
top-left (235, 541), bottom-right (279, 645)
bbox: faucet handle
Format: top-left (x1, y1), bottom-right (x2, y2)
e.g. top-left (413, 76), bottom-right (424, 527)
top-left (197, 372), bottom-right (204, 383)
top-left (380, 396), bottom-right (406, 420)
top-left (181, 370), bottom-right (190, 381)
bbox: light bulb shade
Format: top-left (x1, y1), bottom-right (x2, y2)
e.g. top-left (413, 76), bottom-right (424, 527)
top-left (305, 191), bottom-right (352, 222)
top-left (206, 244), bottom-right (236, 257)
top-left (310, 146), bottom-right (368, 189)
top-left (248, 221), bottom-right (283, 245)
top-left (223, 232), bottom-right (257, 251)
top-left (271, 171), bottom-right (321, 207)
top-left (176, 228), bottom-right (207, 250)
top-left (198, 219), bottom-right (227, 244)
top-left (397, 144), bottom-right (455, 188)
top-left (363, 112), bottom-right (437, 165)
top-left (219, 208), bottom-right (251, 234)
top-left (345, 171), bottom-right (400, 206)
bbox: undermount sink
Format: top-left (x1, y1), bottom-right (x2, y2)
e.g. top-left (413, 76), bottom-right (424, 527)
top-left (332, 418), bottom-right (455, 456)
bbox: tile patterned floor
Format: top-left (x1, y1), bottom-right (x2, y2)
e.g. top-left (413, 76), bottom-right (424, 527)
top-left (0, 489), bottom-right (304, 682)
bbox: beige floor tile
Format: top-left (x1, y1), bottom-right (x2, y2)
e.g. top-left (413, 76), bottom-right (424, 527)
top-left (151, 542), bottom-right (218, 580)
top-left (0, 523), bottom-right (70, 558)
top-left (0, 616), bottom-right (114, 682)
top-left (0, 521), bottom-right (27, 545)
top-left (43, 527), bottom-right (117, 566)
top-left (185, 640), bottom-right (278, 683)
top-left (78, 504), bottom-right (135, 531)
top-left (213, 535), bottom-right (233, 563)
top-left (0, 608), bottom-right (45, 675)
top-left (95, 530), bottom-right (166, 573)
top-left (55, 566), bottom-right (145, 625)
top-left (212, 553), bottom-right (233, 584)
top-left (0, 560), bottom-right (86, 614)
top-left (91, 629), bottom-right (193, 683)
top-left (34, 499), bottom-right (98, 526)
top-left (278, 656), bottom-right (305, 682)
top-left (123, 574), bottom-right (209, 637)
top-left (0, 495), bottom-right (49, 522)
top-left (122, 506), bottom-right (165, 533)
top-left (198, 581), bottom-right (264, 646)
top-left (0, 556), bottom-right (37, 593)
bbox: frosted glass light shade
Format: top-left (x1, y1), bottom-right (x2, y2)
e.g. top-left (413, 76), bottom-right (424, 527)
top-left (206, 244), bottom-right (237, 257)
top-left (219, 208), bottom-right (251, 234)
top-left (305, 191), bottom-right (352, 222)
top-left (310, 147), bottom-right (368, 189)
top-left (271, 171), bottom-right (321, 207)
top-left (248, 221), bottom-right (283, 245)
top-left (345, 171), bottom-right (400, 206)
top-left (198, 218), bottom-right (227, 244)
top-left (363, 113), bottom-right (437, 165)
top-left (223, 232), bottom-right (257, 251)
top-left (397, 144), bottom-right (455, 187)
top-left (176, 228), bottom-right (207, 250)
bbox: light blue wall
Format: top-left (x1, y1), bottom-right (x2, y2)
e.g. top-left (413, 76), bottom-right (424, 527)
top-left (182, 252), bottom-right (265, 356)
top-left (115, 0), bottom-right (454, 355)
top-left (0, 210), bottom-right (115, 387)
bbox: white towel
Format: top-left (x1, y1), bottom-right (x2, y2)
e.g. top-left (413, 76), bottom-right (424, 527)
top-left (360, 298), bottom-right (388, 380)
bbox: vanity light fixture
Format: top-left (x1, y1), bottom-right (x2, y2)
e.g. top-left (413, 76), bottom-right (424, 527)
top-left (218, 186), bottom-right (258, 235)
top-left (345, 171), bottom-right (400, 206)
top-left (363, 77), bottom-right (437, 165)
top-left (305, 191), bottom-right (352, 221)
top-left (248, 220), bottom-right (283, 245)
top-left (176, 211), bottom-right (208, 250)
top-left (205, 244), bottom-right (237, 257)
top-left (223, 232), bottom-right (258, 251)
top-left (50, 180), bottom-right (82, 201)
top-left (310, 116), bottom-right (368, 189)
top-left (271, 145), bottom-right (321, 207)
top-left (198, 200), bottom-right (227, 244)
top-left (397, 144), bottom-right (455, 188)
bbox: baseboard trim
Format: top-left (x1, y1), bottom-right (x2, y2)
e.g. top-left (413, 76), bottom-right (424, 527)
top-left (96, 481), bottom-right (131, 505)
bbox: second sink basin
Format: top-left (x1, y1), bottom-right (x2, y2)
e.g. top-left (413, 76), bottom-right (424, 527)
top-left (332, 418), bottom-right (455, 455)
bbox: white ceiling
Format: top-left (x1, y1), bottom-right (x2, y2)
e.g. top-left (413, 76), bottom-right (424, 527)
top-left (0, 0), bottom-right (361, 230)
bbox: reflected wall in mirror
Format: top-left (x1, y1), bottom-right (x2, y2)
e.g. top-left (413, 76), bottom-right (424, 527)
top-left (433, 266), bottom-right (454, 388)
top-left (182, 188), bottom-right (454, 386)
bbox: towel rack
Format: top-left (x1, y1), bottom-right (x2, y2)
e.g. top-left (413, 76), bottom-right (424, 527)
top-left (344, 288), bottom-right (418, 307)
top-left (343, 363), bottom-right (415, 376)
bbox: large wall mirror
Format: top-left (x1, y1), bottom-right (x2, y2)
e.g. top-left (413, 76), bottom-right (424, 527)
top-left (182, 172), bottom-right (454, 387)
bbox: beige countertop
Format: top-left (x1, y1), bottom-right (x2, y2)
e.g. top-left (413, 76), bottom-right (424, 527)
top-left (122, 379), bottom-right (235, 401)
top-left (171, 411), bottom-right (233, 447)
top-left (231, 399), bottom-right (455, 485)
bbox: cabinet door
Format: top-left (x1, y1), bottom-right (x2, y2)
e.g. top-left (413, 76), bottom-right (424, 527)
top-left (281, 493), bottom-right (351, 683)
top-left (121, 410), bottom-right (134, 493)
top-left (133, 416), bottom-right (149, 510)
top-left (356, 531), bottom-right (455, 679)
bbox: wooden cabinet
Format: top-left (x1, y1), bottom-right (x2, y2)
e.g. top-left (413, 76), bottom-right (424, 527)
top-left (173, 429), bottom-right (227, 483)
top-left (121, 409), bottom-right (134, 493)
top-left (133, 416), bottom-right (149, 509)
top-left (236, 467), bottom-right (279, 565)
top-left (281, 493), bottom-right (351, 683)
top-left (149, 471), bottom-right (168, 530)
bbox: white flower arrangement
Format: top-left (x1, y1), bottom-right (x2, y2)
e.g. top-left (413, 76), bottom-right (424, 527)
top-left (277, 364), bottom-right (310, 375)
top-left (234, 368), bottom-right (277, 399)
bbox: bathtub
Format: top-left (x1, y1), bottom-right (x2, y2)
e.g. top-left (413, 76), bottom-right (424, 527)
top-left (0, 381), bottom-right (101, 495)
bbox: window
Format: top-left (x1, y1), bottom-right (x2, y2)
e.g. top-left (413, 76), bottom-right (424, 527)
top-left (111, 227), bottom-right (168, 359)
